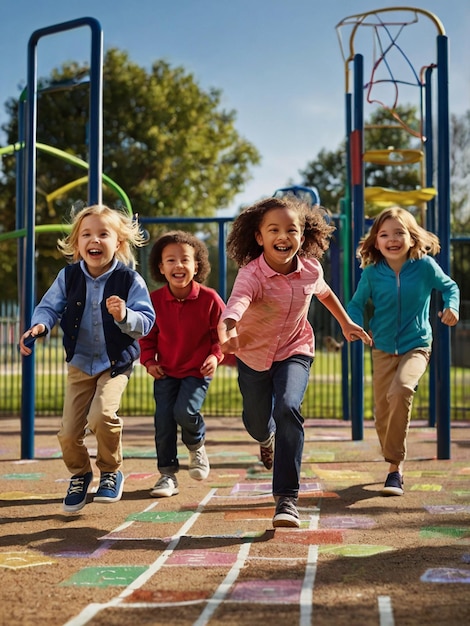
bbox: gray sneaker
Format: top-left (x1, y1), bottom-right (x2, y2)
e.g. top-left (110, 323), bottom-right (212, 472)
top-left (273, 496), bottom-right (300, 528)
top-left (188, 444), bottom-right (210, 481)
top-left (150, 474), bottom-right (179, 498)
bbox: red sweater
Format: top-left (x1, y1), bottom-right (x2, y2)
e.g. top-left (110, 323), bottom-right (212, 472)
top-left (139, 282), bottom-right (225, 379)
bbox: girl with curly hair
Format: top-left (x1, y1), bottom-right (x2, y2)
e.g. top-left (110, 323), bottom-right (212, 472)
top-left (218, 196), bottom-right (371, 528)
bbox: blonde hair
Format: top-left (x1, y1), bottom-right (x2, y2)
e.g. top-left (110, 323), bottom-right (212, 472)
top-left (57, 204), bottom-right (146, 265)
top-left (357, 206), bottom-right (440, 268)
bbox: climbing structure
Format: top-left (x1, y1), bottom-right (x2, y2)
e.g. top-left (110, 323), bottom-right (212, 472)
top-left (335, 7), bottom-right (452, 459)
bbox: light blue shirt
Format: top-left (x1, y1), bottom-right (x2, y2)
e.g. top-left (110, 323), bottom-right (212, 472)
top-left (31, 259), bottom-right (155, 376)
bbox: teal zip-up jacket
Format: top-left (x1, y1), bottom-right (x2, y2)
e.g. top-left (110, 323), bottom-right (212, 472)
top-left (347, 256), bottom-right (460, 355)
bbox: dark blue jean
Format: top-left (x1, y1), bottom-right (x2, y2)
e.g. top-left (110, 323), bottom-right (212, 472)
top-left (153, 375), bottom-right (210, 474)
top-left (236, 354), bottom-right (313, 498)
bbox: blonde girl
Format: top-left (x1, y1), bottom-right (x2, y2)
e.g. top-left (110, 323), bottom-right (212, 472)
top-left (348, 206), bottom-right (459, 495)
top-left (19, 205), bottom-right (155, 512)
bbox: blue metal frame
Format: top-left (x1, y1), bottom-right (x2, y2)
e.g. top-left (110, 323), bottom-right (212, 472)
top-left (20, 17), bottom-right (103, 459)
top-left (345, 36), bottom-right (452, 459)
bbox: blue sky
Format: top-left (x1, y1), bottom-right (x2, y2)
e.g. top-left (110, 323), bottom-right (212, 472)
top-left (0, 0), bottom-right (468, 214)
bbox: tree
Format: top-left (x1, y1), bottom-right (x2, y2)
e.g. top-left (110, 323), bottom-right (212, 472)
top-left (450, 110), bottom-right (470, 233)
top-left (0, 48), bottom-right (260, 299)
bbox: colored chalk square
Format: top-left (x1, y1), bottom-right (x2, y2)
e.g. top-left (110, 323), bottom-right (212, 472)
top-left (420, 526), bottom-right (470, 539)
top-left (35, 448), bottom-right (62, 458)
top-left (304, 451), bottom-right (335, 462)
top-left (0, 551), bottom-right (57, 569)
top-left (231, 482), bottom-right (271, 494)
top-left (126, 510), bottom-right (194, 523)
top-left (229, 579), bottom-right (302, 603)
top-left (274, 529), bottom-right (343, 545)
top-left (61, 566), bottom-right (147, 587)
top-left (123, 448), bottom-right (155, 458)
top-left (225, 507), bottom-right (273, 520)
top-left (420, 568), bottom-right (470, 583)
top-left (0, 491), bottom-right (58, 500)
top-left (126, 473), bottom-right (155, 481)
top-left (319, 544), bottom-right (394, 557)
top-left (424, 505), bottom-right (470, 514)
top-left (166, 550), bottom-right (238, 567)
top-left (124, 589), bottom-right (208, 603)
top-left (320, 516), bottom-right (376, 529)
top-left (1, 473), bottom-right (44, 480)
top-left (410, 484), bottom-right (442, 492)
top-left (231, 482), bottom-right (322, 495)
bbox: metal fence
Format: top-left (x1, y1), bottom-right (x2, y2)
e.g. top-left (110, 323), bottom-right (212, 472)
top-left (1, 234), bottom-right (469, 421)
top-left (1, 304), bottom-right (469, 422)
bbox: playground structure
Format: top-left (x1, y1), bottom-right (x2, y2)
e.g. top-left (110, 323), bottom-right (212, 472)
top-left (0, 9), bottom-right (458, 460)
top-left (335, 7), bottom-right (453, 458)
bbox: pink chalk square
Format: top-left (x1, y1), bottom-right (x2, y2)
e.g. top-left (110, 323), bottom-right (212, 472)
top-left (273, 529), bottom-right (343, 545)
top-left (165, 550), bottom-right (238, 567)
top-left (126, 473), bottom-right (155, 481)
top-left (124, 588), bottom-right (209, 603)
top-left (231, 482), bottom-right (323, 495)
top-left (320, 516), bottom-right (376, 529)
top-left (229, 579), bottom-right (302, 603)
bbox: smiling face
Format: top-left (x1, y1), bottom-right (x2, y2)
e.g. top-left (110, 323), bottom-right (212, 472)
top-left (159, 242), bottom-right (198, 299)
top-left (255, 207), bottom-right (305, 274)
top-left (77, 214), bottom-right (121, 277)
top-left (375, 217), bottom-right (414, 271)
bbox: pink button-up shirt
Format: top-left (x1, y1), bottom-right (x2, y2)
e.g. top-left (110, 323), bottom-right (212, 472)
top-left (221, 254), bottom-right (330, 371)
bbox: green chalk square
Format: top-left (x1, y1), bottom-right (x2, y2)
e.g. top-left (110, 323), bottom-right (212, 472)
top-left (61, 566), bottom-right (147, 587)
top-left (126, 510), bottom-right (194, 523)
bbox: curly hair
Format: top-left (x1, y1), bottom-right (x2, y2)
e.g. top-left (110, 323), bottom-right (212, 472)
top-left (357, 206), bottom-right (440, 268)
top-left (57, 204), bottom-right (146, 265)
top-left (148, 230), bottom-right (211, 283)
top-left (226, 196), bottom-right (335, 267)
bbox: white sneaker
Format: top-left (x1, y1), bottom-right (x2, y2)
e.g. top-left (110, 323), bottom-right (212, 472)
top-left (150, 474), bottom-right (179, 498)
top-left (188, 445), bottom-right (210, 481)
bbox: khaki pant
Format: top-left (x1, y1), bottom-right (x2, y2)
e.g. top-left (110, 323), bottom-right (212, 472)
top-left (372, 348), bottom-right (431, 465)
top-left (57, 365), bottom-right (130, 476)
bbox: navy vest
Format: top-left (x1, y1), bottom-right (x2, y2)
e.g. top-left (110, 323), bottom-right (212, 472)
top-left (60, 262), bottom-right (140, 376)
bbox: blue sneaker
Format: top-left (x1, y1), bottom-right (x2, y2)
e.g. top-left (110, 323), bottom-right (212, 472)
top-left (94, 470), bottom-right (124, 503)
top-left (381, 471), bottom-right (404, 496)
top-left (63, 471), bottom-right (93, 512)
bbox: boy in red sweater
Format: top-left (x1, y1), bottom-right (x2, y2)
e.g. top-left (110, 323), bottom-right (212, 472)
top-left (140, 231), bottom-right (225, 497)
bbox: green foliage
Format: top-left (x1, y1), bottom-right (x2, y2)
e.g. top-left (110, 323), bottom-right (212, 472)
top-left (0, 48), bottom-right (260, 299)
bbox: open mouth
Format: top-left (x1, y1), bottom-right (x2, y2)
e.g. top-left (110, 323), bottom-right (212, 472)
top-left (88, 249), bottom-right (102, 256)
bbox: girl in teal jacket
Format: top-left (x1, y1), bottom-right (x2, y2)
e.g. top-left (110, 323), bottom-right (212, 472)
top-left (347, 207), bottom-right (459, 496)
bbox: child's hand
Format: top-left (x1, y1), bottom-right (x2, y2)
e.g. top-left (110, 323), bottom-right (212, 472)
top-left (221, 336), bottom-right (240, 354)
top-left (19, 324), bottom-right (47, 356)
top-left (146, 363), bottom-right (166, 380)
top-left (106, 295), bottom-right (127, 322)
top-left (200, 355), bottom-right (218, 377)
top-left (438, 308), bottom-right (459, 327)
top-left (218, 318), bottom-right (239, 353)
top-left (344, 324), bottom-right (373, 346)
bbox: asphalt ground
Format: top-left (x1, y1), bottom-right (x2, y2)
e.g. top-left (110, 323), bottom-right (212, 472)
top-left (0, 414), bottom-right (469, 626)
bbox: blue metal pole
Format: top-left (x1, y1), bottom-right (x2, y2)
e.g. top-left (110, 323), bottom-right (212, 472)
top-left (435, 35), bottom-right (451, 460)
top-left (424, 66), bottom-right (437, 429)
top-left (341, 91), bottom-right (353, 423)
top-left (350, 54), bottom-right (365, 441)
top-left (21, 17), bottom-right (103, 459)
top-left (218, 220), bottom-right (227, 300)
